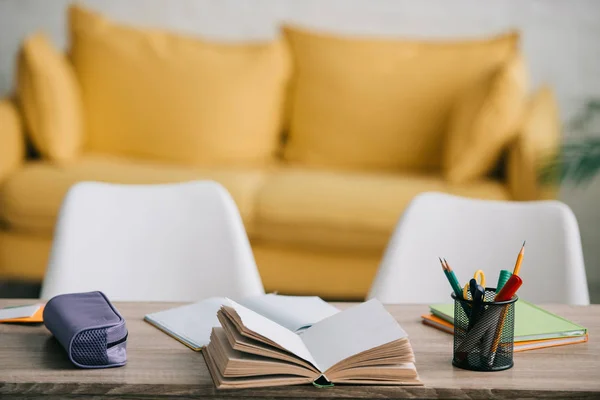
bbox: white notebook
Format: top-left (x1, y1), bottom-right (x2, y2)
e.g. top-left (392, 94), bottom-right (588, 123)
top-left (0, 304), bottom-right (42, 320)
top-left (144, 294), bottom-right (339, 350)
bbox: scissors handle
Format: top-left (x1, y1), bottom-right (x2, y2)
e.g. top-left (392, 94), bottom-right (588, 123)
top-left (473, 269), bottom-right (486, 288)
top-left (463, 270), bottom-right (487, 299)
top-left (462, 283), bottom-right (470, 300)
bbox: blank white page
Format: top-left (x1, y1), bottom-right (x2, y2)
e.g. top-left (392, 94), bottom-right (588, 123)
top-left (300, 299), bottom-right (408, 372)
top-left (0, 303), bottom-right (42, 320)
top-left (227, 299), bottom-right (319, 368)
top-left (239, 294), bottom-right (339, 332)
top-left (144, 297), bottom-right (226, 348)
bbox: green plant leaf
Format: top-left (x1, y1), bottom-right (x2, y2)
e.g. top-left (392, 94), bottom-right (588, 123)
top-left (539, 99), bottom-right (600, 187)
top-left (541, 137), bottom-right (600, 186)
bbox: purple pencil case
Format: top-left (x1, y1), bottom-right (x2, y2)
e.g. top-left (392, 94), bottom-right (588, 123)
top-left (43, 291), bottom-right (127, 368)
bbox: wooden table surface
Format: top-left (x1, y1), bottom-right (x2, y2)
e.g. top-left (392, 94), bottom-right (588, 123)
top-left (0, 300), bottom-right (598, 399)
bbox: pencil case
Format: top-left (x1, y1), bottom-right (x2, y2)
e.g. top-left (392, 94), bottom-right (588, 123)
top-left (43, 291), bottom-right (128, 368)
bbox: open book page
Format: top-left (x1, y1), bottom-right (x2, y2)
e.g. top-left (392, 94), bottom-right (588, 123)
top-left (239, 294), bottom-right (339, 332)
top-left (300, 299), bottom-right (409, 373)
top-left (226, 299), bottom-right (319, 368)
top-left (217, 309), bottom-right (319, 372)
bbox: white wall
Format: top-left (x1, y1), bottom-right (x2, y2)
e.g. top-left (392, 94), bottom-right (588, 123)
top-left (1, 0), bottom-right (600, 300)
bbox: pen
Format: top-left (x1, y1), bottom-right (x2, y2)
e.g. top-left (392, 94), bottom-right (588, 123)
top-left (495, 270), bottom-right (512, 293)
top-left (494, 274), bottom-right (523, 302)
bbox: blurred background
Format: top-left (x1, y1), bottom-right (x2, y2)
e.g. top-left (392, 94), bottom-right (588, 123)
top-left (0, 0), bottom-right (599, 302)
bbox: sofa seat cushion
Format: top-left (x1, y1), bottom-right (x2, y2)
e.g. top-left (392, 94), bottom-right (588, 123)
top-left (0, 231), bottom-right (52, 280)
top-left (253, 243), bottom-right (380, 300)
top-left (254, 168), bottom-right (510, 252)
top-left (0, 154), bottom-right (267, 235)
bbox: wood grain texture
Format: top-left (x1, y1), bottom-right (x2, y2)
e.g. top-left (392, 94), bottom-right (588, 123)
top-left (0, 300), bottom-right (598, 399)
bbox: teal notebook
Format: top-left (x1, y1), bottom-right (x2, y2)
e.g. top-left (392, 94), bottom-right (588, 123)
top-left (430, 300), bottom-right (587, 341)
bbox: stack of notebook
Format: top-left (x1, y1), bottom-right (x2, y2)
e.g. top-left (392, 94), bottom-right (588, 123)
top-left (422, 300), bottom-right (588, 351)
top-left (203, 299), bottom-right (422, 389)
top-left (0, 303), bottom-right (44, 323)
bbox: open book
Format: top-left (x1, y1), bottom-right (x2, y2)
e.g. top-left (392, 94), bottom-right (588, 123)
top-left (204, 299), bottom-right (421, 389)
top-left (144, 294), bottom-right (340, 350)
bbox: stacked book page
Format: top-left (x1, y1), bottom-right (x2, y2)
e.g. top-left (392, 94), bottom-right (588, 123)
top-left (203, 299), bottom-right (421, 389)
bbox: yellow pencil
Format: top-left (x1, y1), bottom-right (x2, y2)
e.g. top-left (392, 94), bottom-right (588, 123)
top-left (490, 241), bottom-right (526, 366)
top-left (512, 241), bottom-right (526, 276)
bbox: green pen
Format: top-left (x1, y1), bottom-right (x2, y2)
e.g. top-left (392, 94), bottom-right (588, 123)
top-left (496, 269), bottom-right (512, 292)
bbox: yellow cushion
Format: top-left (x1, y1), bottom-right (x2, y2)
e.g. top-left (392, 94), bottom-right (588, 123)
top-left (507, 86), bottom-right (560, 200)
top-left (69, 5), bottom-right (290, 166)
top-left (0, 154), bottom-right (267, 235)
top-left (0, 99), bottom-right (25, 182)
top-left (283, 26), bottom-right (519, 171)
top-left (254, 167), bottom-right (509, 252)
top-left (17, 33), bottom-right (83, 163)
top-left (444, 53), bottom-right (528, 183)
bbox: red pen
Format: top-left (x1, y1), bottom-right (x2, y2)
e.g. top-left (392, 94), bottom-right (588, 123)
top-left (494, 274), bottom-right (523, 302)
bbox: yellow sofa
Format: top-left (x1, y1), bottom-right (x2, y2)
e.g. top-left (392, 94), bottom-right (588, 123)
top-left (0, 6), bottom-right (559, 299)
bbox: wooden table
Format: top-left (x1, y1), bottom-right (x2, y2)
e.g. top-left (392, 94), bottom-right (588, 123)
top-left (0, 300), bottom-right (598, 399)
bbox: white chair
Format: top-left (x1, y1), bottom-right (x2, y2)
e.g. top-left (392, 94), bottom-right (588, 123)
top-left (368, 192), bottom-right (589, 305)
top-left (40, 181), bottom-right (265, 301)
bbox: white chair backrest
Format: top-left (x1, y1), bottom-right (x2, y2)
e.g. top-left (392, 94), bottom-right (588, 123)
top-left (368, 192), bottom-right (589, 305)
top-left (41, 181), bottom-right (265, 301)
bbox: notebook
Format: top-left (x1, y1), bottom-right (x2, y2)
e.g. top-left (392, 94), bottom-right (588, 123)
top-left (421, 313), bottom-right (588, 351)
top-left (0, 304), bottom-right (44, 323)
top-left (423, 300), bottom-right (588, 350)
top-left (203, 299), bottom-right (422, 389)
top-left (144, 294), bottom-right (340, 351)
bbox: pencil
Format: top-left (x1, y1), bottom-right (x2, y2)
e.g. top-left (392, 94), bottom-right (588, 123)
top-left (442, 259), bottom-right (464, 298)
top-left (489, 304), bottom-right (510, 366)
top-left (490, 242), bottom-right (526, 366)
top-left (512, 241), bottom-right (526, 276)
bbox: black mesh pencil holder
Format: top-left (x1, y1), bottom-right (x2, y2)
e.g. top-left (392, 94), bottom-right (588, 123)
top-left (451, 288), bottom-right (518, 371)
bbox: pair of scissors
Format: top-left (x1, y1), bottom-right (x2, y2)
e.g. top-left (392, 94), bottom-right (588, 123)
top-left (462, 269), bottom-right (486, 300)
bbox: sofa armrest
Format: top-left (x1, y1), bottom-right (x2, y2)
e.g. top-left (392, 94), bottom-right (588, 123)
top-left (506, 86), bottom-right (560, 201)
top-left (0, 98), bottom-right (25, 183)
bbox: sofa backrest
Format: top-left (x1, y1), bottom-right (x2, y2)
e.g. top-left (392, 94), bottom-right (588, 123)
top-left (69, 5), bottom-right (290, 167)
top-left (29, 4), bottom-right (523, 174)
top-left (282, 26), bottom-right (520, 172)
